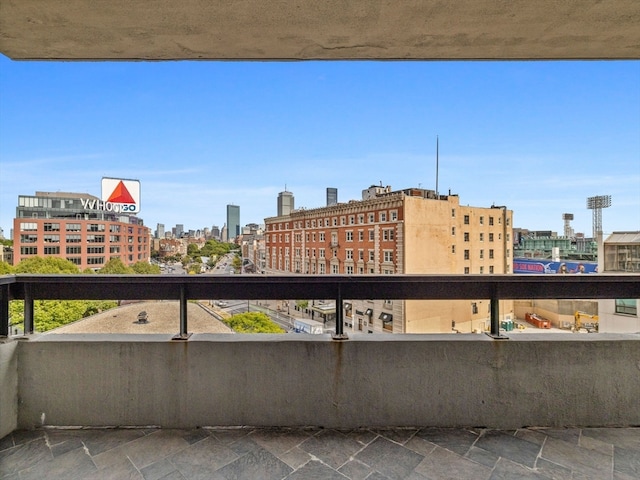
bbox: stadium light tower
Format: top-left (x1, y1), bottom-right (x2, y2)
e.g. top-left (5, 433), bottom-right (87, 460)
top-left (586, 195), bottom-right (611, 238)
top-left (562, 213), bottom-right (574, 237)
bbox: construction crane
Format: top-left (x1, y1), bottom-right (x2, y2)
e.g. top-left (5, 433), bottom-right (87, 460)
top-left (573, 311), bottom-right (599, 333)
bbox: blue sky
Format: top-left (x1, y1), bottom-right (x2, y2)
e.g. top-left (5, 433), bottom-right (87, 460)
top-left (1, 58), bottom-right (638, 237)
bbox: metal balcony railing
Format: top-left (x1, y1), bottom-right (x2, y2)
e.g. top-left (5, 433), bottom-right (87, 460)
top-left (1, 274), bottom-right (639, 339)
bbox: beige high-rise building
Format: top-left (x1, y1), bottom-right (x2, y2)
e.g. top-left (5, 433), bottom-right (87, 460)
top-left (264, 186), bottom-right (514, 333)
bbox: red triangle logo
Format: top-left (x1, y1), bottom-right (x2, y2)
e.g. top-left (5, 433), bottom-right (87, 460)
top-left (107, 181), bottom-right (136, 204)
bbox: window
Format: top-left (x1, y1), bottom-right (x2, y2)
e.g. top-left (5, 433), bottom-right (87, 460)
top-left (489, 233), bottom-right (494, 242)
top-left (87, 223), bottom-right (105, 232)
top-left (382, 229), bottom-right (394, 241)
top-left (20, 222), bottom-right (37, 231)
top-left (464, 215), bottom-right (470, 225)
top-left (464, 267), bottom-right (470, 274)
top-left (20, 234), bottom-right (38, 243)
top-left (87, 246), bottom-right (105, 254)
top-left (489, 249), bottom-right (494, 259)
top-left (368, 250), bottom-right (375, 261)
top-left (390, 210), bottom-right (398, 221)
top-left (489, 265), bottom-right (494, 273)
top-left (489, 216), bottom-right (494, 226)
top-left (358, 214), bottom-right (364, 224)
top-left (464, 249), bottom-right (469, 260)
top-left (452, 245), bottom-right (456, 254)
top-left (331, 264), bottom-right (339, 274)
top-left (464, 232), bottom-right (469, 242)
top-left (451, 227), bottom-right (455, 235)
top-left (479, 216), bottom-right (484, 225)
top-left (349, 215), bottom-right (355, 225)
top-left (379, 212), bottom-right (387, 222)
top-left (87, 235), bottom-right (105, 243)
top-left (66, 223), bottom-right (81, 232)
top-left (479, 266), bottom-right (484, 274)
top-left (369, 230), bottom-right (374, 241)
top-left (358, 231), bottom-right (364, 241)
top-left (346, 249), bottom-right (353, 259)
top-left (615, 299), bottom-right (637, 315)
top-left (368, 213), bottom-right (375, 223)
top-left (341, 216), bottom-right (346, 226)
top-left (479, 249), bottom-right (484, 259)
top-left (383, 250), bottom-right (393, 262)
top-left (64, 234), bottom-right (80, 244)
top-left (333, 218), bottom-right (337, 226)
top-left (452, 208), bottom-right (456, 217)
top-left (319, 248), bottom-right (325, 258)
top-left (44, 223), bottom-right (60, 232)
top-left (358, 249), bottom-right (364, 260)
top-left (66, 246), bottom-right (82, 254)
top-left (44, 246), bottom-right (60, 255)
top-left (319, 232), bottom-right (325, 242)
top-left (21, 246), bottom-right (38, 255)
top-left (346, 231), bottom-right (353, 241)
top-left (472, 302), bottom-right (478, 314)
top-left (346, 265), bottom-right (354, 274)
top-left (43, 234), bottom-right (60, 243)
top-left (480, 233), bottom-right (484, 242)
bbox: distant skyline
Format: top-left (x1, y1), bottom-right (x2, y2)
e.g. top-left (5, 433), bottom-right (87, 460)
top-left (1, 58), bottom-right (638, 238)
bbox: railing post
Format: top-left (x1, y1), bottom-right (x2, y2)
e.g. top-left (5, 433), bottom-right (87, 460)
top-left (486, 294), bottom-right (508, 340)
top-left (24, 282), bottom-right (34, 335)
top-left (332, 283), bottom-right (348, 340)
top-left (172, 283), bottom-right (192, 340)
top-left (0, 282), bottom-right (9, 337)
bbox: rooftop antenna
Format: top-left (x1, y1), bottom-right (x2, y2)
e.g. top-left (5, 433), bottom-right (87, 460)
top-left (435, 135), bottom-right (439, 197)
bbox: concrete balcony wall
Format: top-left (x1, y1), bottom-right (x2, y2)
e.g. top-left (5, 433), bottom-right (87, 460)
top-left (14, 333), bottom-right (640, 430)
top-left (0, 340), bottom-right (18, 439)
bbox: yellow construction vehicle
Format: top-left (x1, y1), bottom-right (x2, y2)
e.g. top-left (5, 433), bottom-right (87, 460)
top-left (573, 311), bottom-right (599, 333)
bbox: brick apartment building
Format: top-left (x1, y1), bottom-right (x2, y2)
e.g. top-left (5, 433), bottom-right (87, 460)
top-left (264, 186), bottom-right (514, 333)
top-left (12, 191), bottom-right (151, 271)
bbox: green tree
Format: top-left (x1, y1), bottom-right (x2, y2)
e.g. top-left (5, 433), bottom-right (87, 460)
top-left (200, 239), bottom-right (233, 258)
top-left (296, 300), bottom-right (309, 310)
top-left (0, 261), bottom-right (14, 274)
top-left (8, 256), bottom-right (119, 333)
top-left (9, 299), bottom-right (118, 332)
top-left (131, 261), bottom-right (161, 274)
top-left (224, 312), bottom-right (285, 333)
top-left (232, 255), bottom-right (242, 272)
top-left (187, 243), bottom-right (200, 256)
top-left (99, 258), bottom-right (132, 274)
top-left (14, 256), bottom-right (80, 274)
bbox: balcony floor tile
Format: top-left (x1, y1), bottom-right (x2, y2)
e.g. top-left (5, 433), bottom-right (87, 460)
top-left (0, 426), bottom-right (637, 480)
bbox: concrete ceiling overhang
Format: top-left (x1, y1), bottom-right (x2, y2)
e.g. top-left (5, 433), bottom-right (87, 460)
top-left (1, 0), bottom-right (639, 61)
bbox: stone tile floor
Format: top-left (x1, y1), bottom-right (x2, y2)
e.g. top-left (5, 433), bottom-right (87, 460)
top-left (1, 426), bottom-right (638, 479)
